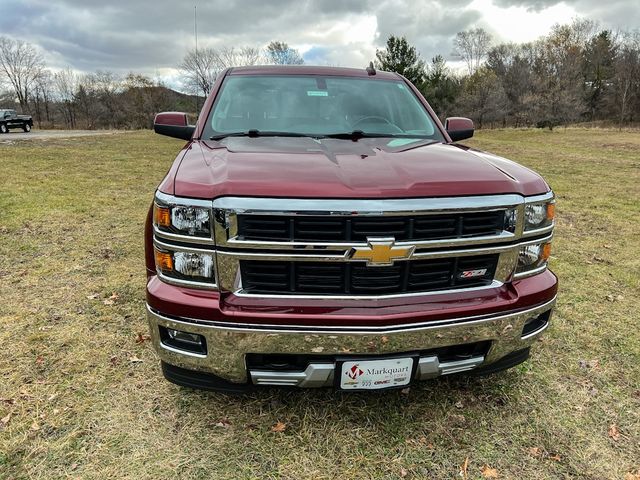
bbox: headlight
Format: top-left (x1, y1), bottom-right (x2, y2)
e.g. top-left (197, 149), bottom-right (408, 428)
top-left (516, 241), bottom-right (551, 277)
top-left (154, 246), bottom-right (216, 285)
top-left (153, 192), bottom-right (212, 238)
top-left (524, 198), bottom-right (555, 231)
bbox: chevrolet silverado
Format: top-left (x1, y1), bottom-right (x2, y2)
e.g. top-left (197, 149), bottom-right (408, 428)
top-left (145, 65), bottom-right (557, 392)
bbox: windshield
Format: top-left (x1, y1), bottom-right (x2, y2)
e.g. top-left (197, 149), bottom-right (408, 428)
top-left (205, 75), bottom-right (443, 140)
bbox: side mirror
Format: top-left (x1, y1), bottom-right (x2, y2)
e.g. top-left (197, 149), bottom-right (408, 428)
top-left (154, 112), bottom-right (195, 140)
top-left (445, 117), bottom-right (474, 142)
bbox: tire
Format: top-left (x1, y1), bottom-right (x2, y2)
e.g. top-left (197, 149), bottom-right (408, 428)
top-left (0, 123), bottom-right (7, 134)
top-left (23, 123), bottom-right (31, 133)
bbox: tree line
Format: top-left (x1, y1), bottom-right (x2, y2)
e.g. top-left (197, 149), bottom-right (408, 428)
top-left (1, 23), bottom-right (639, 130)
top-left (0, 40), bottom-right (303, 129)
top-left (376, 20), bottom-right (640, 129)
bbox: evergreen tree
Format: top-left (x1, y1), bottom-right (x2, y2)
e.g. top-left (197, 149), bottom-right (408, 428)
top-left (374, 35), bottom-right (426, 87)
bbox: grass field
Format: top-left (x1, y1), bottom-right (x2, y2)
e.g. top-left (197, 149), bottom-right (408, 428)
top-left (1, 129), bottom-right (639, 479)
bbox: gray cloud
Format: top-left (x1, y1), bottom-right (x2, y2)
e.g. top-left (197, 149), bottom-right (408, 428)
top-left (0, 0), bottom-right (638, 86)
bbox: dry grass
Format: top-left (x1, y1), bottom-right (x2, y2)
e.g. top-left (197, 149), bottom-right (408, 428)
top-left (0, 128), bottom-right (638, 479)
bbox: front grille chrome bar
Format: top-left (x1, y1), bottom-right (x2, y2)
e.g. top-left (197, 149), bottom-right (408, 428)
top-left (213, 194), bottom-right (538, 250)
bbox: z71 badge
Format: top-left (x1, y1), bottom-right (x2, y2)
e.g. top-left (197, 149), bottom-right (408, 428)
top-left (459, 268), bottom-right (488, 279)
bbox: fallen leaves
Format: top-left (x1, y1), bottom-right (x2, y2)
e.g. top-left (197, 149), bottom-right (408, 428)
top-left (87, 292), bottom-right (119, 305)
top-left (103, 292), bottom-right (119, 305)
top-left (605, 294), bottom-right (624, 302)
top-left (525, 447), bottom-right (561, 462)
top-left (405, 436), bottom-right (434, 449)
top-left (128, 356), bottom-right (143, 363)
top-left (624, 472), bottom-right (640, 480)
top-left (480, 465), bottom-right (499, 478)
top-left (271, 421), bottom-right (287, 433)
top-left (1, 413), bottom-right (11, 426)
top-left (310, 346), bottom-right (324, 353)
top-left (460, 456), bottom-right (469, 480)
top-left (527, 447), bottom-right (542, 457)
top-left (399, 467), bottom-right (408, 477)
top-left (135, 332), bottom-right (151, 344)
top-left (578, 359), bottom-right (600, 370)
top-left (214, 418), bottom-right (232, 429)
top-left (608, 424), bottom-right (620, 441)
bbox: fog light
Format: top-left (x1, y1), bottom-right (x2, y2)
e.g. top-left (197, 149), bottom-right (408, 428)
top-left (159, 326), bottom-right (207, 355)
top-left (522, 311), bottom-right (551, 338)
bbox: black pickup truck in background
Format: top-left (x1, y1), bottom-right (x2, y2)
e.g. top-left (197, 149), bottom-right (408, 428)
top-left (0, 109), bottom-right (33, 133)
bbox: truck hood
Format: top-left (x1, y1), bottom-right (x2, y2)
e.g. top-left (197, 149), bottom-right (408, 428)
top-left (170, 137), bottom-right (549, 199)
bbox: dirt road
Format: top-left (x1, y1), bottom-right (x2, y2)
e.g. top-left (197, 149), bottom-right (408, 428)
top-left (0, 129), bottom-right (125, 142)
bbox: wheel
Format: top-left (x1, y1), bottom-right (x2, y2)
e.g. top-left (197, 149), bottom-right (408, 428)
top-left (23, 123), bottom-right (31, 133)
top-left (0, 123), bottom-right (7, 134)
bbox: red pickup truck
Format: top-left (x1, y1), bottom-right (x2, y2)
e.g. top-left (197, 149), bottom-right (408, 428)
top-left (146, 65), bottom-right (556, 392)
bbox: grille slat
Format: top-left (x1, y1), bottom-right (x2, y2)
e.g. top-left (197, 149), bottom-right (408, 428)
top-left (240, 255), bottom-right (499, 296)
top-left (237, 211), bottom-right (505, 242)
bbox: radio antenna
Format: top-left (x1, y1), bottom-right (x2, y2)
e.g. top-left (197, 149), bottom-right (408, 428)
top-left (194, 5), bottom-right (198, 113)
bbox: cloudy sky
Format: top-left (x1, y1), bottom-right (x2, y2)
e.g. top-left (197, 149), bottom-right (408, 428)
top-left (1, 0), bottom-right (638, 89)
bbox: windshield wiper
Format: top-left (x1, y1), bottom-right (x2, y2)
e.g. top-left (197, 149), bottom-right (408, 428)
top-left (210, 129), bottom-right (322, 140)
top-left (324, 130), bottom-right (438, 141)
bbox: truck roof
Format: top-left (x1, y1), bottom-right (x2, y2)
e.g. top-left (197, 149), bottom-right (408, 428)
top-left (228, 65), bottom-right (401, 80)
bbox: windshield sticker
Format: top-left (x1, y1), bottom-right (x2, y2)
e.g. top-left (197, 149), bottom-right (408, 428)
top-left (307, 90), bottom-right (328, 97)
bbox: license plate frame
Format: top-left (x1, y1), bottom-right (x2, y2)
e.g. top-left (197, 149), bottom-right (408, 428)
top-left (335, 354), bottom-right (419, 391)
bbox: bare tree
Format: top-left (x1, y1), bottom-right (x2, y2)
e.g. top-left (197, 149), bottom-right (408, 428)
top-left (453, 28), bottom-right (492, 75)
top-left (180, 46), bottom-right (262, 97)
top-left (0, 36), bottom-right (45, 112)
top-left (180, 47), bottom-right (221, 96)
top-left (215, 46), bottom-right (262, 69)
top-left (266, 41), bottom-right (304, 65)
top-left (93, 70), bottom-right (123, 128)
top-left (32, 69), bottom-right (54, 128)
top-left (53, 67), bottom-right (78, 128)
top-left (612, 32), bottom-right (640, 126)
top-left (75, 73), bottom-right (100, 129)
top-left (457, 67), bottom-right (507, 128)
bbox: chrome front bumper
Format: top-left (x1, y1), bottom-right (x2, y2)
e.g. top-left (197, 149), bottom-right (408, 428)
top-left (146, 297), bottom-right (555, 387)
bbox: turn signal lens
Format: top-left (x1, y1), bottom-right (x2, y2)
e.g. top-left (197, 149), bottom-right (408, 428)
top-left (546, 203), bottom-right (555, 221)
top-left (154, 249), bottom-right (173, 271)
top-left (154, 205), bottom-right (171, 228)
top-left (541, 242), bottom-right (552, 261)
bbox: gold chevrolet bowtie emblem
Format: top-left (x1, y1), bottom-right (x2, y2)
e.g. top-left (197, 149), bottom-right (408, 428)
top-left (350, 237), bottom-right (415, 266)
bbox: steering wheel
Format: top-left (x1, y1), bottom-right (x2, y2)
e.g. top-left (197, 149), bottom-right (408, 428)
top-left (351, 115), bottom-right (402, 133)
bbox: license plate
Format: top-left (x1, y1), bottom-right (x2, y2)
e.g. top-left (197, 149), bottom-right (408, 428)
top-left (339, 357), bottom-right (415, 390)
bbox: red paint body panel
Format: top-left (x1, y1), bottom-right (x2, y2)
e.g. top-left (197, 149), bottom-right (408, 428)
top-left (171, 139), bottom-right (548, 199)
top-left (154, 112), bottom-right (188, 126)
top-left (146, 270), bottom-right (557, 327)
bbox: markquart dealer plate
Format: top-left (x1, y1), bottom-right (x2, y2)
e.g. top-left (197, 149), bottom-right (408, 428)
top-left (339, 357), bottom-right (414, 390)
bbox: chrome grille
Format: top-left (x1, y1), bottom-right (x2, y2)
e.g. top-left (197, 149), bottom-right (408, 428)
top-left (210, 194), bottom-right (554, 298)
top-left (236, 211), bottom-right (506, 242)
top-left (239, 255), bottom-right (499, 296)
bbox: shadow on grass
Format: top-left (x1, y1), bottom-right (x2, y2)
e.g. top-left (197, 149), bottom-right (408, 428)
top-left (162, 368), bottom-right (525, 436)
